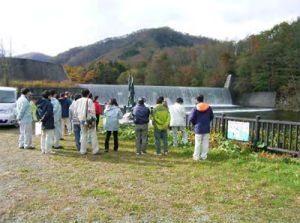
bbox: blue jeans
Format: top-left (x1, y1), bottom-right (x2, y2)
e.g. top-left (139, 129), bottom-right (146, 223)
top-left (73, 124), bottom-right (81, 150)
top-left (154, 128), bottom-right (168, 154)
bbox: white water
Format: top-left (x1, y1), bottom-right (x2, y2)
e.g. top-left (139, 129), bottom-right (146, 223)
top-left (79, 84), bottom-right (278, 118)
top-left (80, 84), bottom-right (233, 106)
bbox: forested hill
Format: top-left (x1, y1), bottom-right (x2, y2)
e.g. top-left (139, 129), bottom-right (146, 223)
top-left (52, 27), bottom-right (215, 66)
top-left (15, 52), bottom-right (52, 63)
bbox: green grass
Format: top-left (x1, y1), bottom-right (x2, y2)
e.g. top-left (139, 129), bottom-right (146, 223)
top-left (0, 126), bottom-right (299, 222)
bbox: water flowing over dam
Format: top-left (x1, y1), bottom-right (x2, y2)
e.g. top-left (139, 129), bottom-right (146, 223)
top-left (79, 84), bottom-right (233, 107)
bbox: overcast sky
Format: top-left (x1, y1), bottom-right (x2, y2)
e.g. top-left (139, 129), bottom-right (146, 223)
top-left (0, 0), bottom-right (299, 56)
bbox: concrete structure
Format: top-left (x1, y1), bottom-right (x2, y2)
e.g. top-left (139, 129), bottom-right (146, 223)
top-left (237, 92), bottom-right (276, 108)
top-left (0, 58), bottom-right (68, 81)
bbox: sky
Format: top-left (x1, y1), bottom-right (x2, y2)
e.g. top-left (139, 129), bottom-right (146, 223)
top-left (0, 0), bottom-right (299, 56)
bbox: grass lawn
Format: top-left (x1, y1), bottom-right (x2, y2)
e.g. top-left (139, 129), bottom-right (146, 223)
top-left (0, 126), bottom-right (299, 222)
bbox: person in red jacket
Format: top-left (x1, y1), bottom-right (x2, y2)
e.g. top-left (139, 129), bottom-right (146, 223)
top-left (93, 96), bottom-right (102, 131)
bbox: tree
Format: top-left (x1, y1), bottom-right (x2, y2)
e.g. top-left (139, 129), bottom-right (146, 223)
top-left (146, 52), bottom-right (172, 85)
top-left (0, 40), bottom-right (11, 86)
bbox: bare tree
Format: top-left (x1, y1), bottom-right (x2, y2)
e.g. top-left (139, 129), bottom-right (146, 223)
top-left (0, 40), bottom-right (10, 86)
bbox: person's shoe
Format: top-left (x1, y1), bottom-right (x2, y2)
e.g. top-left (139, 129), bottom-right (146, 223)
top-left (19, 146), bottom-right (24, 149)
top-left (60, 138), bottom-right (65, 140)
top-left (193, 158), bottom-right (200, 161)
top-left (136, 152), bottom-right (141, 156)
top-left (155, 152), bottom-right (162, 156)
top-left (80, 152), bottom-right (87, 155)
top-left (53, 145), bottom-right (64, 149)
top-left (163, 152), bottom-right (168, 156)
top-left (93, 151), bottom-right (101, 155)
top-left (45, 151), bottom-right (56, 155)
top-left (141, 151), bottom-right (147, 155)
top-left (104, 150), bottom-right (109, 153)
top-left (25, 146), bottom-right (35, 150)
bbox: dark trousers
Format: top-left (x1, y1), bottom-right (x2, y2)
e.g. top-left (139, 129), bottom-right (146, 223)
top-left (105, 131), bottom-right (118, 151)
top-left (154, 128), bottom-right (168, 154)
top-left (73, 124), bottom-right (81, 151)
top-left (135, 124), bottom-right (148, 154)
top-left (96, 114), bottom-right (100, 130)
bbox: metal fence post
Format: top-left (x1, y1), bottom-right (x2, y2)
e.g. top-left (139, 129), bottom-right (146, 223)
top-left (255, 115), bottom-right (261, 146)
top-left (221, 113), bottom-right (226, 137)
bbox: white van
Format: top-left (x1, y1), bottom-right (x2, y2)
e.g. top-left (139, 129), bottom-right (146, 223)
top-left (0, 86), bottom-right (18, 126)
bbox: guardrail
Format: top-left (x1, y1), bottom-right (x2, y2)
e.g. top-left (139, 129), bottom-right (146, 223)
top-left (187, 114), bottom-right (300, 156)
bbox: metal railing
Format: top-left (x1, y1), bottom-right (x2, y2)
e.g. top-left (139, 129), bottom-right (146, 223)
top-left (210, 114), bottom-right (300, 156)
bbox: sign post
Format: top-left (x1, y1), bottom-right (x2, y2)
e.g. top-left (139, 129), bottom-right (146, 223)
top-left (227, 120), bottom-right (250, 142)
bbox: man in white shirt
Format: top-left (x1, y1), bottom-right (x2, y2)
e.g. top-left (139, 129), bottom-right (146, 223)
top-left (74, 89), bottom-right (99, 155)
top-left (50, 90), bottom-right (63, 149)
top-left (169, 97), bottom-right (188, 147)
top-left (16, 88), bottom-right (35, 149)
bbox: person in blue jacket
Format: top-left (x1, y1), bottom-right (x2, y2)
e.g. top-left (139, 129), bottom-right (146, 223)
top-left (189, 95), bottom-right (214, 160)
top-left (132, 97), bottom-right (150, 155)
top-left (16, 88), bottom-right (35, 149)
top-left (59, 92), bottom-right (72, 136)
top-left (36, 90), bottom-right (55, 154)
top-left (103, 98), bottom-right (123, 152)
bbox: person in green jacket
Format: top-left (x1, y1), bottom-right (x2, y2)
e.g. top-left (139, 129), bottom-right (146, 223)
top-left (152, 96), bottom-right (170, 155)
top-left (30, 98), bottom-right (38, 122)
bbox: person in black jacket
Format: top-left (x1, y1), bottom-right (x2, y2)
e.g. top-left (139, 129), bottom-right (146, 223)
top-left (36, 90), bottom-right (55, 154)
top-left (132, 97), bottom-right (150, 155)
top-left (59, 92), bottom-right (72, 135)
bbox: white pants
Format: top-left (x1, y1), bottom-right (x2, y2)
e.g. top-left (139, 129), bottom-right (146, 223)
top-left (193, 133), bottom-right (210, 160)
top-left (171, 126), bottom-right (188, 147)
top-left (80, 125), bottom-right (99, 154)
top-left (53, 120), bottom-right (62, 147)
top-left (61, 118), bottom-right (72, 135)
top-left (41, 129), bottom-right (54, 153)
top-left (18, 122), bottom-right (32, 148)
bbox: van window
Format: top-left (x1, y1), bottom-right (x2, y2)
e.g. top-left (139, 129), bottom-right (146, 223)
top-left (0, 91), bottom-right (16, 103)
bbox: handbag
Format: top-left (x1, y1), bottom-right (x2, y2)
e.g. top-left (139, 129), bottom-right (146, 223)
top-left (35, 122), bottom-right (42, 135)
top-left (84, 99), bottom-right (96, 129)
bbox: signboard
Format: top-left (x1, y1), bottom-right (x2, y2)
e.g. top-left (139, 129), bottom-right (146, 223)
top-left (227, 120), bottom-right (250, 141)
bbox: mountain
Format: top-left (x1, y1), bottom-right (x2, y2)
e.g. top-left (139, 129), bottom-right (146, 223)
top-left (15, 52), bottom-right (53, 63)
top-left (52, 27), bottom-right (216, 66)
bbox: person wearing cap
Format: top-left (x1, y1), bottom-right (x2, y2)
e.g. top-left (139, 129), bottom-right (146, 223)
top-left (16, 88), bottom-right (35, 149)
top-left (189, 95), bottom-right (214, 161)
top-left (132, 97), bottom-right (150, 155)
top-left (152, 96), bottom-right (170, 155)
top-left (169, 97), bottom-right (188, 147)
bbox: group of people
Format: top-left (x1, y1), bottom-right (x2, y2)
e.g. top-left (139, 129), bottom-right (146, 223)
top-left (132, 95), bottom-right (213, 160)
top-left (16, 87), bottom-right (214, 160)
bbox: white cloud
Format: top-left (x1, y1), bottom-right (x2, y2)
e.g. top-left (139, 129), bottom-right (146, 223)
top-left (0, 0), bottom-right (299, 56)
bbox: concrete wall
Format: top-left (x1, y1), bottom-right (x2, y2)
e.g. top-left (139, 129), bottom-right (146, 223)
top-left (0, 58), bottom-right (68, 81)
top-left (237, 92), bottom-right (277, 108)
